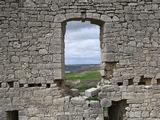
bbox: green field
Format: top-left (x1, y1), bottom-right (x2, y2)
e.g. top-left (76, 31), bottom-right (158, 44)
top-left (65, 70), bottom-right (101, 81)
top-left (65, 70), bottom-right (101, 92)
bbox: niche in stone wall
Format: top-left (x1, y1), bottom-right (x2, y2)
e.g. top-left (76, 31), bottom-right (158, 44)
top-left (6, 110), bottom-right (19, 120)
top-left (28, 83), bottom-right (42, 87)
top-left (63, 19), bottom-right (102, 93)
top-left (138, 76), bottom-right (151, 85)
top-left (7, 81), bottom-right (14, 88)
top-left (117, 82), bottom-right (123, 86)
top-left (128, 78), bottom-right (134, 85)
top-left (157, 79), bottom-right (160, 85)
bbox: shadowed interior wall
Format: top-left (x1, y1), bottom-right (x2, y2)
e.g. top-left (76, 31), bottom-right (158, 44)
top-left (108, 100), bottom-right (128, 120)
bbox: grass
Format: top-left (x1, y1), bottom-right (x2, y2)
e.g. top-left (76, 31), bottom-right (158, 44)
top-left (65, 70), bottom-right (101, 92)
top-left (65, 70), bottom-right (101, 81)
top-left (77, 80), bottom-right (96, 92)
top-left (86, 96), bottom-right (100, 101)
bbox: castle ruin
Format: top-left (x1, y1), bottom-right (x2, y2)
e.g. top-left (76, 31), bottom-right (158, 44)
top-left (1, 0), bottom-right (160, 120)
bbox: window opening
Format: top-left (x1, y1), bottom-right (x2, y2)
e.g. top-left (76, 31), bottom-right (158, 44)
top-left (64, 21), bottom-right (101, 93)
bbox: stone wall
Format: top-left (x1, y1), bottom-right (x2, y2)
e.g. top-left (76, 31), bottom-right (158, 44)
top-left (1, 0), bottom-right (160, 120)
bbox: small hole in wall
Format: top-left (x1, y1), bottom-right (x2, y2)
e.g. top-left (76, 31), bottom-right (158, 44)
top-left (88, 103), bottom-right (90, 107)
top-left (118, 43), bottom-right (122, 45)
top-left (138, 81), bottom-right (145, 85)
top-left (138, 76), bottom-right (151, 85)
top-left (46, 84), bottom-right (51, 88)
top-left (28, 83), bottom-right (42, 87)
top-left (19, 84), bottom-right (24, 87)
top-left (83, 117), bottom-right (85, 120)
top-left (7, 82), bottom-right (14, 88)
top-left (128, 78), bottom-right (134, 85)
top-left (117, 82), bottom-right (123, 86)
top-left (0, 83), bottom-right (1, 87)
top-left (157, 79), bottom-right (160, 85)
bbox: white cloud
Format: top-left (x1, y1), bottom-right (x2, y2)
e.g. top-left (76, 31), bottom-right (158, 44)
top-left (65, 21), bottom-right (101, 64)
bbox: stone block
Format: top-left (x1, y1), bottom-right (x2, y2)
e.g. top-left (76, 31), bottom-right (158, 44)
top-left (54, 14), bottom-right (66, 23)
top-left (19, 116), bottom-right (27, 120)
top-left (54, 69), bottom-right (63, 80)
top-left (53, 97), bottom-right (65, 105)
top-left (89, 101), bottom-right (100, 108)
top-left (57, 115), bottom-right (69, 120)
top-left (100, 98), bottom-right (112, 107)
top-left (15, 70), bottom-right (26, 79)
top-left (101, 15), bottom-right (112, 22)
top-left (28, 22), bottom-right (41, 27)
top-left (85, 88), bottom-right (99, 97)
top-left (100, 70), bottom-right (105, 76)
top-left (44, 96), bottom-right (52, 105)
top-left (1, 83), bottom-right (7, 88)
top-left (45, 15), bottom-right (53, 22)
top-left (70, 89), bottom-right (79, 97)
top-left (24, 0), bottom-right (36, 7)
top-left (71, 97), bottom-right (86, 106)
top-left (102, 53), bottom-right (118, 62)
top-left (14, 82), bottom-right (19, 88)
top-left (142, 111), bottom-right (149, 118)
top-left (51, 4), bottom-right (59, 11)
top-left (156, 73), bottom-right (160, 79)
top-left (11, 56), bottom-right (19, 63)
top-left (39, 49), bottom-right (48, 55)
top-left (101, 85), bottom-right (119, 92)
top-left (30, 117), bottom-right (39, 120)
top-left (13, 42), bottom-right (21, 48)
top-left (28, 107), bottom-right (39, 116)
top-left (122, 92), bottom-right (135, 100)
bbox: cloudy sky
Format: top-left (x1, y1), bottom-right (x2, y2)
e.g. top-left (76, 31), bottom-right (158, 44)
top-left (65, 21), bottom-right (101, 65)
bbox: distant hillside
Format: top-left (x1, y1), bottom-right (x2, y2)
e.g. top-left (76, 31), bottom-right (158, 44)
top-left (65, 64), bottom-right (100, 73)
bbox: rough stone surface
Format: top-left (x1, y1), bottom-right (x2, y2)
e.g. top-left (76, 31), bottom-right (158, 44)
top-left (1, 0), bottom-right (160, 120)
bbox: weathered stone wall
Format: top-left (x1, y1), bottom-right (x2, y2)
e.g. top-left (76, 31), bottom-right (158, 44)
top-left (1, 0), bottom-right (160, 120)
